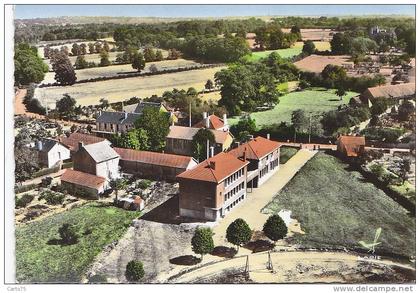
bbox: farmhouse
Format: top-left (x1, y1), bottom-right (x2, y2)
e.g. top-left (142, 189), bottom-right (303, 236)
top-left (165, 125), bottom-right (234, 157)
top-left (193, 112), bottom-right (229, 131)
top-left (337, 135), bottom-right (366, 157)
top-left (73, 140), bottom-right (120, 181)
top-left (60, 169), bottom-right (106, 198)
top-left (95, 111), bottom-right (141, 135)
top-left (35, 138), bottom-right (71, 168)
top-left (360, 83), bottom-right (415, 104)
top-left (114, 147), bottom-right (198, 181)
top-left (228, 135), bottom-right (281, 188)
top-left (177, 152), bottom-right (249, 221)
top-left (57, 132), bottom-right (109, 154)
top-left (123, 101), bottom-right (178, 123)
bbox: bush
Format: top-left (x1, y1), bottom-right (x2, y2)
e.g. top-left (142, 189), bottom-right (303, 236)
top-left (125, 260), bottom-right (144, 282)
top-left (361, 127), bottom-right (404, 143)
top-left (191, 227), bottom-right (214, 260)
top-left (39, 190), bottom-right (65, 205)
top-left (226, 218), bottom-right (252, 250)
top-left (40, 176), bottom-right (53, 187)
top-left (33, 165), bottom-right (60, 178)
top-left (15, 193), bottom-right (35, 208)
top-left (263, 214), bottom-right (288, 243)
top-left (136, 179), bottom-right (151, 189)
top-left (26, 98), bottom-right (46, 115)
top-left (14, 183), bottom-right (38, 194)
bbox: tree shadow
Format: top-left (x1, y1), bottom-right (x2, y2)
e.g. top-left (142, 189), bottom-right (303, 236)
top-left (211, 246), bottom-right (237, 258)
top-left (46, 238), bottom-right (78, 246)
top-left (169, 255), bottom-right (201, 266)
top-left (328, 98), bottom-right (341, 102)
top-left (244, 240), bottom-right (274, 253)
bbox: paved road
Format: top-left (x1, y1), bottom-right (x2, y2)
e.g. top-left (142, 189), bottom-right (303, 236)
top-left (212, 149), bottom-right (317, 248)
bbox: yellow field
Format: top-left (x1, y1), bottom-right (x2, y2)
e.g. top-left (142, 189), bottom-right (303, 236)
top-left (198, 91), bottom-right (222, 103)
top-left (34, 66), bottom-right (226, 108)
top-left (292, 41), bottom-right (331, 51)
top-left (41, 58), bottom-right (200, 84)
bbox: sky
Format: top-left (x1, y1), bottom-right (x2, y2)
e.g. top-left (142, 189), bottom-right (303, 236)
top-left (14, 4), bottom-right (415, 19)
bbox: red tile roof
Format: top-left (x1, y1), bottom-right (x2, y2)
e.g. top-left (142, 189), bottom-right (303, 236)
top-left (229, 136), bottom-right (281, 160)
top-left (177, 152), bottom-right (248, 183)
top-left (57, 133), bottom-right (108, 152)
top-left (60, 169), bottom-right (106, 190)
top-left (167, 125), bottom-right (232, 145)
top-left (114, 147), bottom-right (196, 169)
top-left (337, 135), bottom-right (366, 157)
top-left (193, 114), bottom-right (225, 130)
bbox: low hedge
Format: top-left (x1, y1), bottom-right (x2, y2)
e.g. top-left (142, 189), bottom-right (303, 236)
top-left (15, 183), bottom-right (38, 194)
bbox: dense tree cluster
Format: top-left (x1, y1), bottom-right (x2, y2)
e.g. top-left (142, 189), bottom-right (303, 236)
top-left (254, 24), bottom-right (299, 50)
top-left (14, 43), bottom-right (48, 85)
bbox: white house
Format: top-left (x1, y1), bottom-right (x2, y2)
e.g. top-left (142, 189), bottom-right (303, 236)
top-left (36, 138), bottom-right (71, 168)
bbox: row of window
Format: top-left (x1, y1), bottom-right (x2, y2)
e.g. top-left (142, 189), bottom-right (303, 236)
top-left (225, 194), bottom-right (245, 212)
top-left (224, 168), bottom-right (244, 187)
top-left (224, 182), bottom-right (245, 202)
top-left (270, 158), bottom-right (279, 170)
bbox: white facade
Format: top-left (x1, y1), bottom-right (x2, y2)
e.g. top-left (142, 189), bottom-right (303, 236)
top-left (40, 143), bottom-right (71, 168)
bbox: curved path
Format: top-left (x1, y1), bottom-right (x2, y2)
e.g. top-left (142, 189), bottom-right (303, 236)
top-left (168, 250), bottom-right (415, 283)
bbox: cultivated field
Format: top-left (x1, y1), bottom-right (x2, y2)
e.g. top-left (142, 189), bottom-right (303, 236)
top-left (15, 202), bottom-right (141, 283)
top-left (282, 28), bottom-right (337, 41)
top-left (41, 58), bottom-right (200, 84)
top-left (228, 88), bottom-right (357, 128)
top-left (264, 152), bottom-right (416, 257)
top-left (246, 41), bottom-right (331, 61)
top-left (294, 54), bottom-right (352, 73)
top-left (35, 66), bottom-right (226, 107)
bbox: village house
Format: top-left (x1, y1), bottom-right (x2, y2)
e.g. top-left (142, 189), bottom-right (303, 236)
top-left (177, 151), bottom-right (249, 221)
top-left (61, 140), bottom-right (120, 197)
top-left (193, 112), bottom-right (229, 131)
top-left (114, 147), bottom-right (198, 181)
top-left (228, 135), bottom-right (281, 188)
top-left (35, 138), bottom-right (71, 168)
top-left (95, 111), bottom-right (141, 135)
top-left (165, 125), bottom-right (234, 157)
top-left (57, 132), bottom-right (109, 155)
top-left (123, 101), bottom-right (178, 123)
top-left (360, 83), bottom-right (415, 105)
top-left (337, 135), bottom-right (366, 157)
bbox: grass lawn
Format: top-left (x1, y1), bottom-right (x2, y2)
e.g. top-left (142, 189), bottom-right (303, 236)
top-left (228, 88), bottom-right (357, 129)
top-left (390, 181), bottom-right (416, 205)
top-left (263, 152), bottom-right (415, 257)
top-left (246, 41), bottom-right (331, 61)
top-left (15, 202), bottom-right (141, 283)
top-left (280, 147), bottom-right (299, 164)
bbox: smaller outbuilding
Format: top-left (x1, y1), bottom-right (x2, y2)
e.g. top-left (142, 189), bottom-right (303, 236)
top-left (60, 169), bottom-right (106, 198)
top-left (35, 138), bottom-right (71, 168)
top-left (337, 135), bottom-right (366, 157)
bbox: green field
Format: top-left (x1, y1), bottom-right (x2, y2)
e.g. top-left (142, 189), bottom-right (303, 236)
top-left (16, 202), bottom-right (141, 283)
top-left (246, 41), bottom-right (331, 61)
top-left (280, 146), bottom-right (299, 164)
top-left (229, 88), bottom-right (357, 128)
top-left (264, 153), bottom-right (415, 257)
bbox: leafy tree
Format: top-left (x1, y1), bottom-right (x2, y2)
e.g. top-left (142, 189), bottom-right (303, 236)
top-left (149, 64), bottom-right (158, 73)
top-left (43, 46), bottom-right (51, 59)
top-left (205, 79), bottom-right (214, 91)
top-left (231, 116), bottom-right (256, 138)
top-left (192, 128), bottom-right (216, 162)
top-left (14, 127), bottom-right (40, 182)
top-left (103, 41), bottom-right (110, 52)
top-left (330, 32), bottom-right (352, 54)
top-left (226, 218), bottom-right (252, 250)
top-left (398, 158), bottom-right (411, 184)
top-left (74, 55), bottom-right (88, 69)
top-left (99, 50), bottom-right (111, 67)
top-left (370, 97), bottom-right (389, 116)
top-left (71, 43), bottom-right (81, 56)
top-left (302, 40), bottom-right (316, 55)
top-left (155, 50), bottom-right (164, 61)
top-left (26, 98), bottom-right (46, 115)
top-left (134, 107), bottom-right (170, 151)
top-left (110, 177), bottom-right (128, 201)
top-left (143, 46), bottom-right (156, 62)
top-left (14, 43), bottom-right (48, 85)
top-left (191, 227), bottom-right (214, 260)
top-left (125, 260), bottom-right (144, 282)
top-left (80, 43), bottom-right (87, 55)
top-left (94, 42), bottom-right (102, 53)
top-left (335, 87), bottom-right (347, 101)
top-left (132, 52), bottom-right (146, 72)
top-left (99, 98), bottom-right (109, 109)
top-left (291, 109), bottom-right (309, 133)
top-left (50, 51), bottom-right (77, 85)
top-left (88, 42), bottom-right (95, 54)
top-left (263, 214), bottom-right (288, 243)
top-left (58, 223), bottom-right (79, 245)
top-left (56, 94), bottom-right (77, 119)
top-left (167, 48), bottom-right (182, 60)
top-left (398, 100), bottom-right (415, 121)
top-left (321, 64), bottom-right (347, 88)
top-left (111, 129), bottom-right (150, 150)
top-left (350, 37), bottom-right (378, 59)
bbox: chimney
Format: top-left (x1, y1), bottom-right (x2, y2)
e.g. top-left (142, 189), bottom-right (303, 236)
top-left (209, 161), bottom-right (216, 170)
top-left (236, 141), bottom-right (240, 148)
top-left (98, 110), bottom-right (102, 117)
top-left (37, 140), bottom-right (43, 151)
top-left (267, 133), bottom-right (270, 140)
top-left (210, 146), bottom-right (214, 157)
top-left (223, 113), bottom-right (228, 127)
top-left (202, 112), bottom-right (208, 119)
top-left (242, 147), bottom-right (247, 162)
top-left (124, 112), bottom-right (128, 120)
top-left (78, 141), bottom-right (85, 150)
top-left (205, 116), bottom-right (210, 128)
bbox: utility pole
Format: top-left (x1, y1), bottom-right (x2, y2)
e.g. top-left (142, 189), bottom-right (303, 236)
top-left (206, 139), bottom-right (209, 159)
top-left (189, 101), bottom-right (192, 127)
top-left (308, 112), bottom-right (312, 144)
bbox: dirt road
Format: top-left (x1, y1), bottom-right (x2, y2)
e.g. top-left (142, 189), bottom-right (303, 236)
top-left (211, 149), bottom-right (317, 248)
